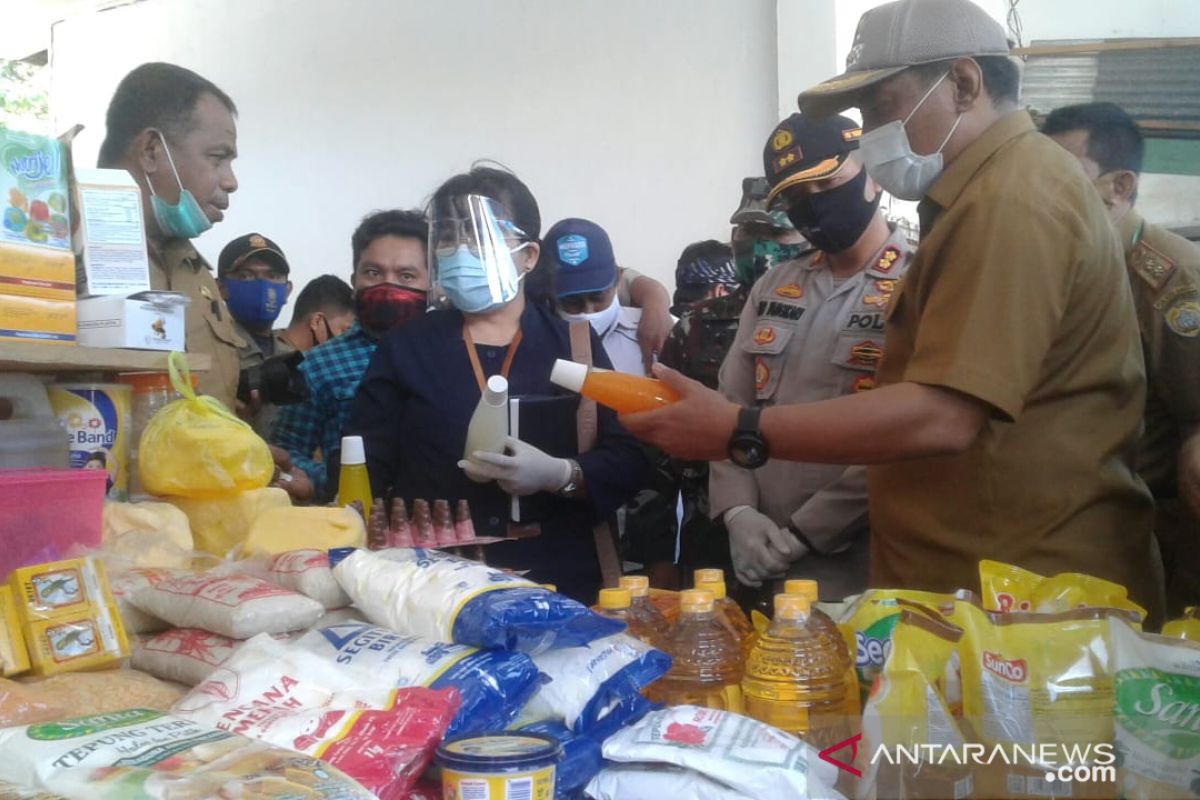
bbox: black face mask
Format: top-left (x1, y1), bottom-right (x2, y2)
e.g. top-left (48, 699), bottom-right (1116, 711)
top-left (784, 169), bottom-right (881, 254)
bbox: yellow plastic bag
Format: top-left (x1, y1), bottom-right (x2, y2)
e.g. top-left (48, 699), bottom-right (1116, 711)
top-left (979, 559), bottom-right (1146, 620)
top-left (1160, 605), bottom-right (1200, 641)
top-left (138, 353), bottom-right (273, 498)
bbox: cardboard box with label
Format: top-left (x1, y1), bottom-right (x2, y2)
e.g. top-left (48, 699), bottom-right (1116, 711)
top-left (77, 291), bottom-right (189, 351)
top-left (72, 168), bottom-right (151, 297)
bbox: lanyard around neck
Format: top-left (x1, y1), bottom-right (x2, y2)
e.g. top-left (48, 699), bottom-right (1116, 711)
top-left (463, 324), bottom-right (523, 393)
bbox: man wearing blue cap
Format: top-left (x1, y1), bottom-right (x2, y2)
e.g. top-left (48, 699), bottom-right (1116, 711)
top-left (545, 218), bottom-right (650, 377)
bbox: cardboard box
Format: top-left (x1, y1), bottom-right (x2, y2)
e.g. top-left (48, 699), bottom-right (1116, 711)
top-left (0, 292), bottom-right (76, 345)
top-left (0, 241), bottom-right (75, 300)
top-left (72, 167), bottom-right (151, 297)
top-left (76, 290), bottom-right (188, 351)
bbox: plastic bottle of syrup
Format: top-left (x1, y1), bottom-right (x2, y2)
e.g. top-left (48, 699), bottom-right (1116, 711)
top-left (645, 589), bottom-right (743, 712)
top-left (742, 594), bottom-right (846, 738)
top-left (785, 578), bottom-right (860, 715)
top-left (336, 435), bottom-right (373, 514)
top-left (619, 575), bottom-right (671, 648)
top-left (694, 568), bottom-right (755, 659)
top-left (594, 588), bottom-right (632, 625)
top-left (549, 359), bottom-right (679, 414)
top-left (464, 375), bottom-right (509, 481)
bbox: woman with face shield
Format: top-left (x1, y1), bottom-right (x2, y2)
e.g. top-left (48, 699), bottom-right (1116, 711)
top-left (346, 166), bottom-right (651, 601)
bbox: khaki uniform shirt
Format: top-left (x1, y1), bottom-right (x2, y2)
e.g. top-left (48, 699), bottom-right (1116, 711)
top-left (147, 238), bottom-right (244, 411)
top-left (711, 227), bottom-right (915, 556)
top-left (1119, 209), bottom-right (1200, 496)
top-left (867, 111), bottom-right (1160, 617)
top-left (233, 320), bottom-right (297, 440)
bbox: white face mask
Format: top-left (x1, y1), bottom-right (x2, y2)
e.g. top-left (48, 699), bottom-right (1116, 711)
top-left (559, 292), bottom-right (621, 337)
top-left (859, 71), bottom-right (963, 201)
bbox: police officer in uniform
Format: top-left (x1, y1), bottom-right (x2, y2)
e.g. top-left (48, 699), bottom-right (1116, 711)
top-left (710, 113), bottom-right (916, 598)
top-left (659, 181), bottom-right (810, 580)
top-left (1044, 102), bottom-right (1200, 613)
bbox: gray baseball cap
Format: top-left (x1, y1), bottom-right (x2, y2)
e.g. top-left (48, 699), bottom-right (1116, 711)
top-left (729, 177), bottom-right (793, 229)
top-left (797, 0), bottom-right (1010, 115)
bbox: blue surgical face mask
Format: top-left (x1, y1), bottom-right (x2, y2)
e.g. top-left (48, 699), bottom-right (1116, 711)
top-left (222, 278), bottom-right (287, 328)
top-left (437, 245), bottom-right (523, 313)
top-left (145, 130), bottom-right (213, 239)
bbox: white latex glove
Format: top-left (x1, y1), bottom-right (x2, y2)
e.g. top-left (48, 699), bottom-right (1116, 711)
top-left (726, 507), bottom-right (807, 587)
top-left (458, 436), bottom-right (572, 497)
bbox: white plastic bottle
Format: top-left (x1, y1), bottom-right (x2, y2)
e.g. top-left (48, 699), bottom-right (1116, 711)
top-left (463, 375), bottom-right (509, 481)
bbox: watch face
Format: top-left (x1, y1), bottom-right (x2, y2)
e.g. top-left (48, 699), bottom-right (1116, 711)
top-left (730, 435), bottom-right (769, 469)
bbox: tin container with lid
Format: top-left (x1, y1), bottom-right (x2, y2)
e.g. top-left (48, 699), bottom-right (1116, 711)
top-left (437, 732), bottom-right (560, 800)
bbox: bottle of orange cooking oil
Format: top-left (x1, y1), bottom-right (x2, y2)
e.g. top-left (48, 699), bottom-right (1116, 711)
top-left (742, 593), bottom-right (846, 738)
top-left (645, 589), bottom-right (743, 712)
top-left (593, 587), bottom-right (632, 624)
top-left (336, 436), bottom-right (373, 514)
top-left (785, 579), bottom-right (860, 715)
top-left (549, 359), bottom-right (680, 414)
top-left (619, 575), bottom-right (671, 648)
top-left (694, 568), bottom-right (755, 658)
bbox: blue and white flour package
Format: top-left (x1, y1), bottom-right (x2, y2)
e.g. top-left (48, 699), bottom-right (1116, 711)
top-left (329, 548), bottom-right (622, 653)
top-left (518, 633), bottom-right (669, 740)
top-left (296, 622), bottom-right (543, 737)
top-left (520, 720), bottom-right (605, 799)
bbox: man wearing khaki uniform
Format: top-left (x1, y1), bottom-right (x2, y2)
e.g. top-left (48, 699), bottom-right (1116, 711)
top-left (1045, 102), bottom-right (1200, 613)
top-left (712, 113), bottom-right (915, 599)
top-left (98, 63), bottom-right (244, 411)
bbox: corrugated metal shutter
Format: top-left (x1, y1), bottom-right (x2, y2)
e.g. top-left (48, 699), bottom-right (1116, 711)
top-left (1022, 39), bottom-right (1200, 135)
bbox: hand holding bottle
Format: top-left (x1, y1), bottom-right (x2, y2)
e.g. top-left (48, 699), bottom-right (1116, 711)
top-left (458, 436), bottom-right (571, 496)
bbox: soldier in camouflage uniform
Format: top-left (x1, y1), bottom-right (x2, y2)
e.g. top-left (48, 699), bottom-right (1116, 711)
top-left (658, 179), bottom-right (811, 580)
top-left (1045, 102), bottom-right (1200, 614)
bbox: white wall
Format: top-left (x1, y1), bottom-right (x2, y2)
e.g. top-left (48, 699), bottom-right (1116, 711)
top-left (50, 0), bottom-right (779, 299)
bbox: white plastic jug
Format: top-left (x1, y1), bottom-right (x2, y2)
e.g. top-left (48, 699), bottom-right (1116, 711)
top-left (0, 373), bottom-right (69, 468)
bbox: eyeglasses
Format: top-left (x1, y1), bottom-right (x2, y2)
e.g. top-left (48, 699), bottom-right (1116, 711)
top-left (432, 218), bottom-right (527, 258)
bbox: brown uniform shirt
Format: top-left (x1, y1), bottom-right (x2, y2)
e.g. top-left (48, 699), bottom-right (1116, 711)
top-left (1119, 209), bottom-right (1200, 495)
top-left (147, 238), bottom-right (244, 411)
top-left (867, 111), bottom-right (1161, 617)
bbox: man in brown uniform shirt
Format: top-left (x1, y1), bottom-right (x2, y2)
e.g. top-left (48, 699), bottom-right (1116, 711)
top-left (1045, 102), bottom-right (1200, 613)
top-left (620, 0), bottom-right (1163, 619)
top-left (98, 63), bottom-right (244, 411)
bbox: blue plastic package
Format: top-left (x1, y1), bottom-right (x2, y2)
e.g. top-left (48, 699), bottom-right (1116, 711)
top-left (518, 633), bottom-right (670, 740)
top-left (520, 720), bottom-right (605, 800)
top-left (295, 622), bottom-right (544, 737)
top-left (329, 547), bottom-right (623, 653)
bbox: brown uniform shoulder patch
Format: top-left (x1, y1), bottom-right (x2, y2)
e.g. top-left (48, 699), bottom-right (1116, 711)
top-left (1130, 238), bottom-right (1177, 293)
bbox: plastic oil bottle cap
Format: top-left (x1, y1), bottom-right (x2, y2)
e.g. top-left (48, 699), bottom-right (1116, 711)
top-left (549, 359), bottom-right (588, 393)
top-left (695, 579), bottom-right (727, 600)
top-left (341, 435), bottom-right (366, 465)
top-left (484, 375), bottom-right (509, 406)
top-left (619, 575), bottom-right (650, 597)
top-left (784, 579), bottom-right (819, 602)
top-left (694, 568), bottom-right (725, 587)
top-left (598, 588), bottom-right (632, 610)
top-left (680, 589), bottom-right (715, 613)
top-left (775, 593), bottom-right (811, 620)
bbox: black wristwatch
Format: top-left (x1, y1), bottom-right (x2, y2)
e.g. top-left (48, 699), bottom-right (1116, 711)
top-left (727, 406), bottom-right (770, 469)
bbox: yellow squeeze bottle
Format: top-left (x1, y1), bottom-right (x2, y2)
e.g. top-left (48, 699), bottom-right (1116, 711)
top-left (337, 435), bottom-right (373, 514)
top-left (550, 359), bottom-right (679, 414)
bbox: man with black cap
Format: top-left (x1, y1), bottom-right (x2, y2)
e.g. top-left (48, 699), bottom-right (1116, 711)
top-left (710, 113), bottom-right (914, 599)
top-left (670, 240), bottom-right (738, 317)
top-left (622, 0), bottom-right (1162, 621)
top-left (217, 232), bottom-right (297, 438)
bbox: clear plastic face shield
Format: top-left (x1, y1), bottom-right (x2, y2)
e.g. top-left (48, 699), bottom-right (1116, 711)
top-left (430, 194), bottom-right (532, 314)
